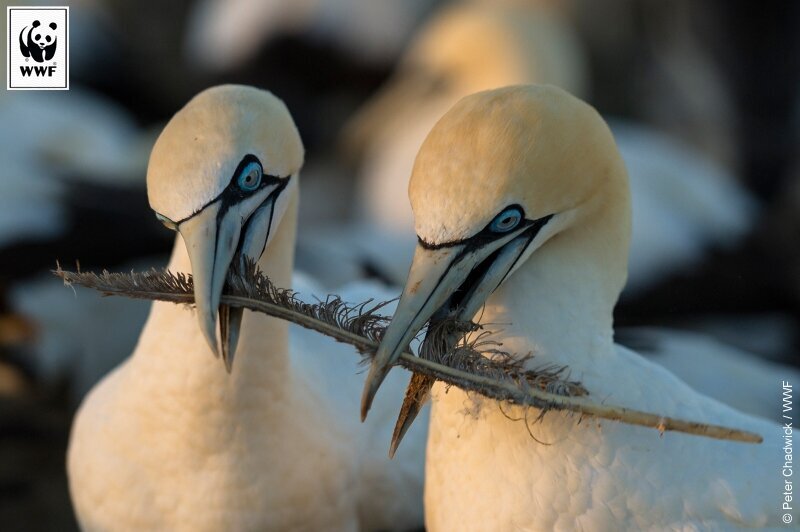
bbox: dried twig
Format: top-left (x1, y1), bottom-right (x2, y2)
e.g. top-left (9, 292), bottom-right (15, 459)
top-left (53, 263), bottom-right (763, 444)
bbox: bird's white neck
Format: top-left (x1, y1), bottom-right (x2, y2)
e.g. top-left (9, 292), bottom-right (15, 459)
top-left (477, 182), bottom-right (631, 372)
top-left (128, 192), bottom-right (299, 409)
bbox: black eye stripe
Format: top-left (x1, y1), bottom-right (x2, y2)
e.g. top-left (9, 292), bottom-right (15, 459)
top-left (165, 154), bottom-right (290, 226)
top-left (407, 212), bottom-right (553, 328)
top-left (214, 155), bottom-right (286, 227)
top-left (418, 205), bottom-right (553, 251)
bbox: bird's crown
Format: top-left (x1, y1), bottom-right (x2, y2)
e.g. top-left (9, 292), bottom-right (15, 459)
top-left (147, 85), bottom-right (304, 223)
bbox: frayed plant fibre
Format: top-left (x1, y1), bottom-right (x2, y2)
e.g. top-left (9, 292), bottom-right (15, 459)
top-left (53, 260), bottom-right (763, 444)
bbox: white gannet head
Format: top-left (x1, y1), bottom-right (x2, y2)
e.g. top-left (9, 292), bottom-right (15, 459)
top-left (343, 2), bottom-right (588, 158)
top-left (146, 85), bottom-right (304, 369)
top-left (361, 84), bottom-right (629, 417)
top-left (404, 2), bottom-right (587, 98)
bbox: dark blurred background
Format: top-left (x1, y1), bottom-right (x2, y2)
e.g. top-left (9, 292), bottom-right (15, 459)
top-left (1, 1), bottom-right (799, 529)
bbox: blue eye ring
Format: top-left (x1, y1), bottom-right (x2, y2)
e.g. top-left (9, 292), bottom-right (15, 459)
top-left (238, 161), bottom-right (262, 192)
top-left (490, 207), bottom-right (523, 233)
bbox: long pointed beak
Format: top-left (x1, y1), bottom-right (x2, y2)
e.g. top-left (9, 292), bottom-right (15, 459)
top-left (386, 233), bottom-right (535, 454)
top-left (360, 244), bottom-right (467, 419)
top-left (361, 227), bottom-right (532, 420)
top-left (179, 203), bottom-right (242, 361)
top-left (219, 193), bottom-right (283, 369)
top-left (219, 304), bottom-right (243, 372)
top-left (361, 222), bottom-right (546, 420)
top-left (178, 183), bottom-right (286, 370)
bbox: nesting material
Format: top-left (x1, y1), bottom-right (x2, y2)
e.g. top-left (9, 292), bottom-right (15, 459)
top-left (54, 262), bottom-right (762, 444)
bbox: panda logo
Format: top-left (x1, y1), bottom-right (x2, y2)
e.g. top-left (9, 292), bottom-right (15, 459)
top-left (19, 20), bottom-right (58, 63)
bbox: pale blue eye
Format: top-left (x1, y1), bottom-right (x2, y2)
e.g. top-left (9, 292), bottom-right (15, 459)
top-left (238, 162), bottom-right (262, 191)
top-left (490, 207), bottom-right (522, 233)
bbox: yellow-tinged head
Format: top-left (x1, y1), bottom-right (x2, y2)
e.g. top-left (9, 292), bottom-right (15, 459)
top-left (145, 85), bottom-right (304, 370)
top-left (409, 84), bottom-right (623, 244)
top-left (362, 84), bottom-right (630, 420)
top-left (404, 3), bottom-right (587, 98)
top-left (342, 2), bottom-right (587, 160)
top-left (147, 85), bottom-right (303, 223)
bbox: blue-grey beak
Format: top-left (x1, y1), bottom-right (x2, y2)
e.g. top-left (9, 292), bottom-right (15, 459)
top-left (178, 185), bottom-right (285, 371)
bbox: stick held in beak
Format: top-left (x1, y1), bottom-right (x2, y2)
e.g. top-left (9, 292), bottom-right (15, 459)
top-left (387, 233), bottom-right (536, 453)
top-left (360, 244), bottom-right (473, 420)
top-left (389, 372), bottom-right (433, 458)
top-left (217, 193), bottom-right (283, 370)
top-left (178, 177), bottom-right (288, 370)
top-left (362, 215), bottom-right (542, 423)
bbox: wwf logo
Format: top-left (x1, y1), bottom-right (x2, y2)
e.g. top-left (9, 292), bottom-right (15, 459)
top-left (7, 6), bottom-right (69, 90)
top-left (19, 20), bottom-right (58, 63)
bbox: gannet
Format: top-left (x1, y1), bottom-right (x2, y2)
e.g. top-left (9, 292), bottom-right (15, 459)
top-left (362, 85), bottom-right (783, 530)
top-left (68, 85), bottom-right (425, 531)
top-left (340, 1), bottom-right (754, 296)
top-left (337, 2), bottom-right (586, 283)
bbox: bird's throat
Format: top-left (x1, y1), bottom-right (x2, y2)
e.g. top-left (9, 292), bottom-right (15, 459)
top-left (129, 192), bottom-right (299, 404)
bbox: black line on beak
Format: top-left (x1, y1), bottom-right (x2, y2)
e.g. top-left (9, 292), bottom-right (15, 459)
top-left (428, 213), bottom-right (554, 317)
top-left (235, 181), bottom-right (286, 265)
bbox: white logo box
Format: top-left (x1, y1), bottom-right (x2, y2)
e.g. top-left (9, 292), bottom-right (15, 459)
top-left (7, 6), bottom-right (69, 90)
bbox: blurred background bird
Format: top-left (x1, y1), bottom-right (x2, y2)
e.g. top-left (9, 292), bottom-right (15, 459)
top-left (334, 0), bottom-right (756, 297)
top-left (1, 0), bottom-right (799, 529)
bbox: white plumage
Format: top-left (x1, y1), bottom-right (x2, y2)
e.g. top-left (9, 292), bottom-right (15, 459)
top-left (68, 86), bottom-right (425, 531)
top-left (361, 85), bottom-right (783, 530)
top-left (622, 327), bottom-right (800, 424)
